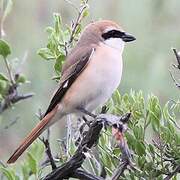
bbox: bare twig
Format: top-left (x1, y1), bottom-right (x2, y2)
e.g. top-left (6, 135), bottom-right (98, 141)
top-left (65, 0), bottom-right (89, 49)
top-left (41, 138), bottom-right (57, 170)
top-left (170, 48), bottom-right (180, 89)
top-left (169, 70), bottom-right (180, 89)
top-left (72, 169), bottom-right (104, 180)
top-left (3, 57), bottom-right (15, 85)
top-left (43, 113), bottom-right (131, 180)
top-left (164, 165), bottom-right (180, 180)
top-left (172, 48), bottom-right (180, 69)
top-left (111, 161), bottom-right (129, 180)
top-left (43, 119), bottom-right (103, 180)
top-left (66, 114), bottom-right (72, 157)
top-left (0, 93), bottom-right (34, 113)
top-left (111, 114), bottom-right (131, 180)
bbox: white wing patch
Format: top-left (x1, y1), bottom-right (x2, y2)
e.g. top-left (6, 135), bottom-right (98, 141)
top-left (63, 80), bottom-right (69, 88)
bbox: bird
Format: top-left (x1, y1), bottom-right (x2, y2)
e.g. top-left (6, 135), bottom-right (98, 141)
top-left (7, 20), bottom-right (136, 164)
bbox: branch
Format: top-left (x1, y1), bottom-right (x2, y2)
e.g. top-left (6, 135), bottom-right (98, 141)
top-left (164, 165), bottom-right (180, 180)
top-left (3, 57), bottom-right (15, 85)
top-left (64, 0), bottom-right (89, 56)
top-left (172, 48), bottom-right (180, 69)
top-left (111, 161), bottom-right (129, 180)
top-left (44, 119), bottom-right (103, 180)
top-left (43, 113), bottom-right (131, 180)
top-left (0, 92), bottom-right (34, 113)
top-left (111, 115), bottom-right (131, 180)
top-left (169, 48), bottom-right (180, 89)
top-left (40, 138), bottom-right (57, 170)
top-left (169, 70), bottom-right (180, 89)
top-left (72, 169), bottom-right (104, 180)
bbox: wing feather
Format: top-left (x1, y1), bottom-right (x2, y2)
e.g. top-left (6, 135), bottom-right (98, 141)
top-left (44, 47), bottom-right (95, 116)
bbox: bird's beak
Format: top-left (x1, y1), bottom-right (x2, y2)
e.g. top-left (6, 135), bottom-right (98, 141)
top-left (122, 32), bottom-right (136, 42)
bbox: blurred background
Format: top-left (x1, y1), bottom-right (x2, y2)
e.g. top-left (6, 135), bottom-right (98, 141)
top-left (0, 0), bottom-right (180, 160)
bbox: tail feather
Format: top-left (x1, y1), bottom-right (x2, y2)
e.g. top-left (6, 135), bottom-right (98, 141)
top-left (7, 106), bottom-right (58, 164)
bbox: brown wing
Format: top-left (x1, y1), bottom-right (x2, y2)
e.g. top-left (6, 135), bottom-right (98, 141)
top-left (44, 47), bottom-right (95, 116)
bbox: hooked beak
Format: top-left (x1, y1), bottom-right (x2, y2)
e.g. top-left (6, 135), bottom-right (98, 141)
top-left (122, 32), bottom-right (136, 42)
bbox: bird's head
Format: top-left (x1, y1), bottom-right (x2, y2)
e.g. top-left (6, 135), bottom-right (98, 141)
top-left (79, 20), bottom-right (136, 53)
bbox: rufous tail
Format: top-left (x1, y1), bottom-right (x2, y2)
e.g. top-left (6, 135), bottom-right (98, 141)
top-left (7, 107), bottom-right (58, 164)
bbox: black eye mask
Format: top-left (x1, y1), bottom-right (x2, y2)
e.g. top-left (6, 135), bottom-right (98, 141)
top-left (102, 30), bottom-right (136, 42)
top-left (102, 30), bottom-right (125, 40)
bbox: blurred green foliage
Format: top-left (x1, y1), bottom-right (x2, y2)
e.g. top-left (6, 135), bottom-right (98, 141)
top-left (0, 39), bottom-right (29, 102)
top-left (0, 141), bottom-right (44, 180)
top-left (98, 91), bottom-right (180, 179)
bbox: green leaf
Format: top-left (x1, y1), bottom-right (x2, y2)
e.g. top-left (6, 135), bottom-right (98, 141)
top-left (46, 26), bottom-right (54, 34)
top-left (137, 156), bottom-right (146, 168)
top-left (54, 55), bottom-right (65, 75)
top-left (29, 140), bottom-right (45, 162)
top-left (0, 167), bottom-right (15, 180)
top-left (53, 13), bottom-right (64, 42)
top-left (27, 152), bottom-right (37, 174)
top-left (82, 9), bottom-right (89, 18)
top-left (0, 80), bottom-right (8, 93)
top-left (0, 94), bottom-right (3, 100)
top-left (112, 147), bottom-right (121, 156)
top-left (52, 75), bottom-right (61, 81)
top-left (21, 164), bottom-right (30, 180)
top-left (148, 144), bottom-right (155, 155)
top-left (0, 39), bottom-right (11, 58)
top-left (54, 13), bottom-right (62, 34)
top-left (75, 24), bottom-right (82, 36)
top-left (16, 74), bottom-right (26, 84)
top-left (0, 73), bottom-right (9, 81)
top-left (135, 141), bottom-right (146, 156)
top-left (148, 95), bottom-right (161, 131)
top-left (37, 48), bottom-right (55, 60)
top-left (133, 125), bottom-right (143, 140)
top-left (125, 132), bottom-right (136, 151)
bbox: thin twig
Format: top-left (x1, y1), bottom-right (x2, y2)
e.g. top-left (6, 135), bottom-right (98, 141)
top-left (3, 57), bottom-right (15, 85)
top-left (0, 93), bottom-right (34, 113)
top-left (172, 48), bottom-right (180, 69)
top-left (41, 138), bottom-right (57, 170)
top-left (164, 165), bottom-right (180, 180)
top-left (66, 114), bottom-right (72, 157)
top-left (43, 113), bottom-right (131, 180)
top-left (44, 119), bottom-right (103, 180)
top-left (111, 161), bottom-right (129, 180)
top-left (68, 0), bottom-right (88, 46)
top-left (72, 169), bottom-right (104, 180)
top-left (169, 48), bottom-right (180, 89)
top-left (169, 70), bottom-right (180, 89)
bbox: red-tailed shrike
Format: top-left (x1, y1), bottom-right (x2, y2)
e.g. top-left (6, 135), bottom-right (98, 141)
top-left (7, 20), bottom-right (135, 163)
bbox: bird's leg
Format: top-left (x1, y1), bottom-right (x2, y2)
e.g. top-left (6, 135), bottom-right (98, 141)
top-left (77, 107), bottom-right (97, 119)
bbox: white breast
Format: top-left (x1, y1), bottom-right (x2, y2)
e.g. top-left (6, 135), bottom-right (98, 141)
top-left (61, 41), bottom-right (123, 114)
top-left (80, 42), bottom-right (123, 111)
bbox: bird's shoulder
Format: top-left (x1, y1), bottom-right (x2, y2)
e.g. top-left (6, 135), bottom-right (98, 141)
top-left (59, 44), bottom-right (97, 84)
top-left (44, 45), bottom-right (96, 116)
